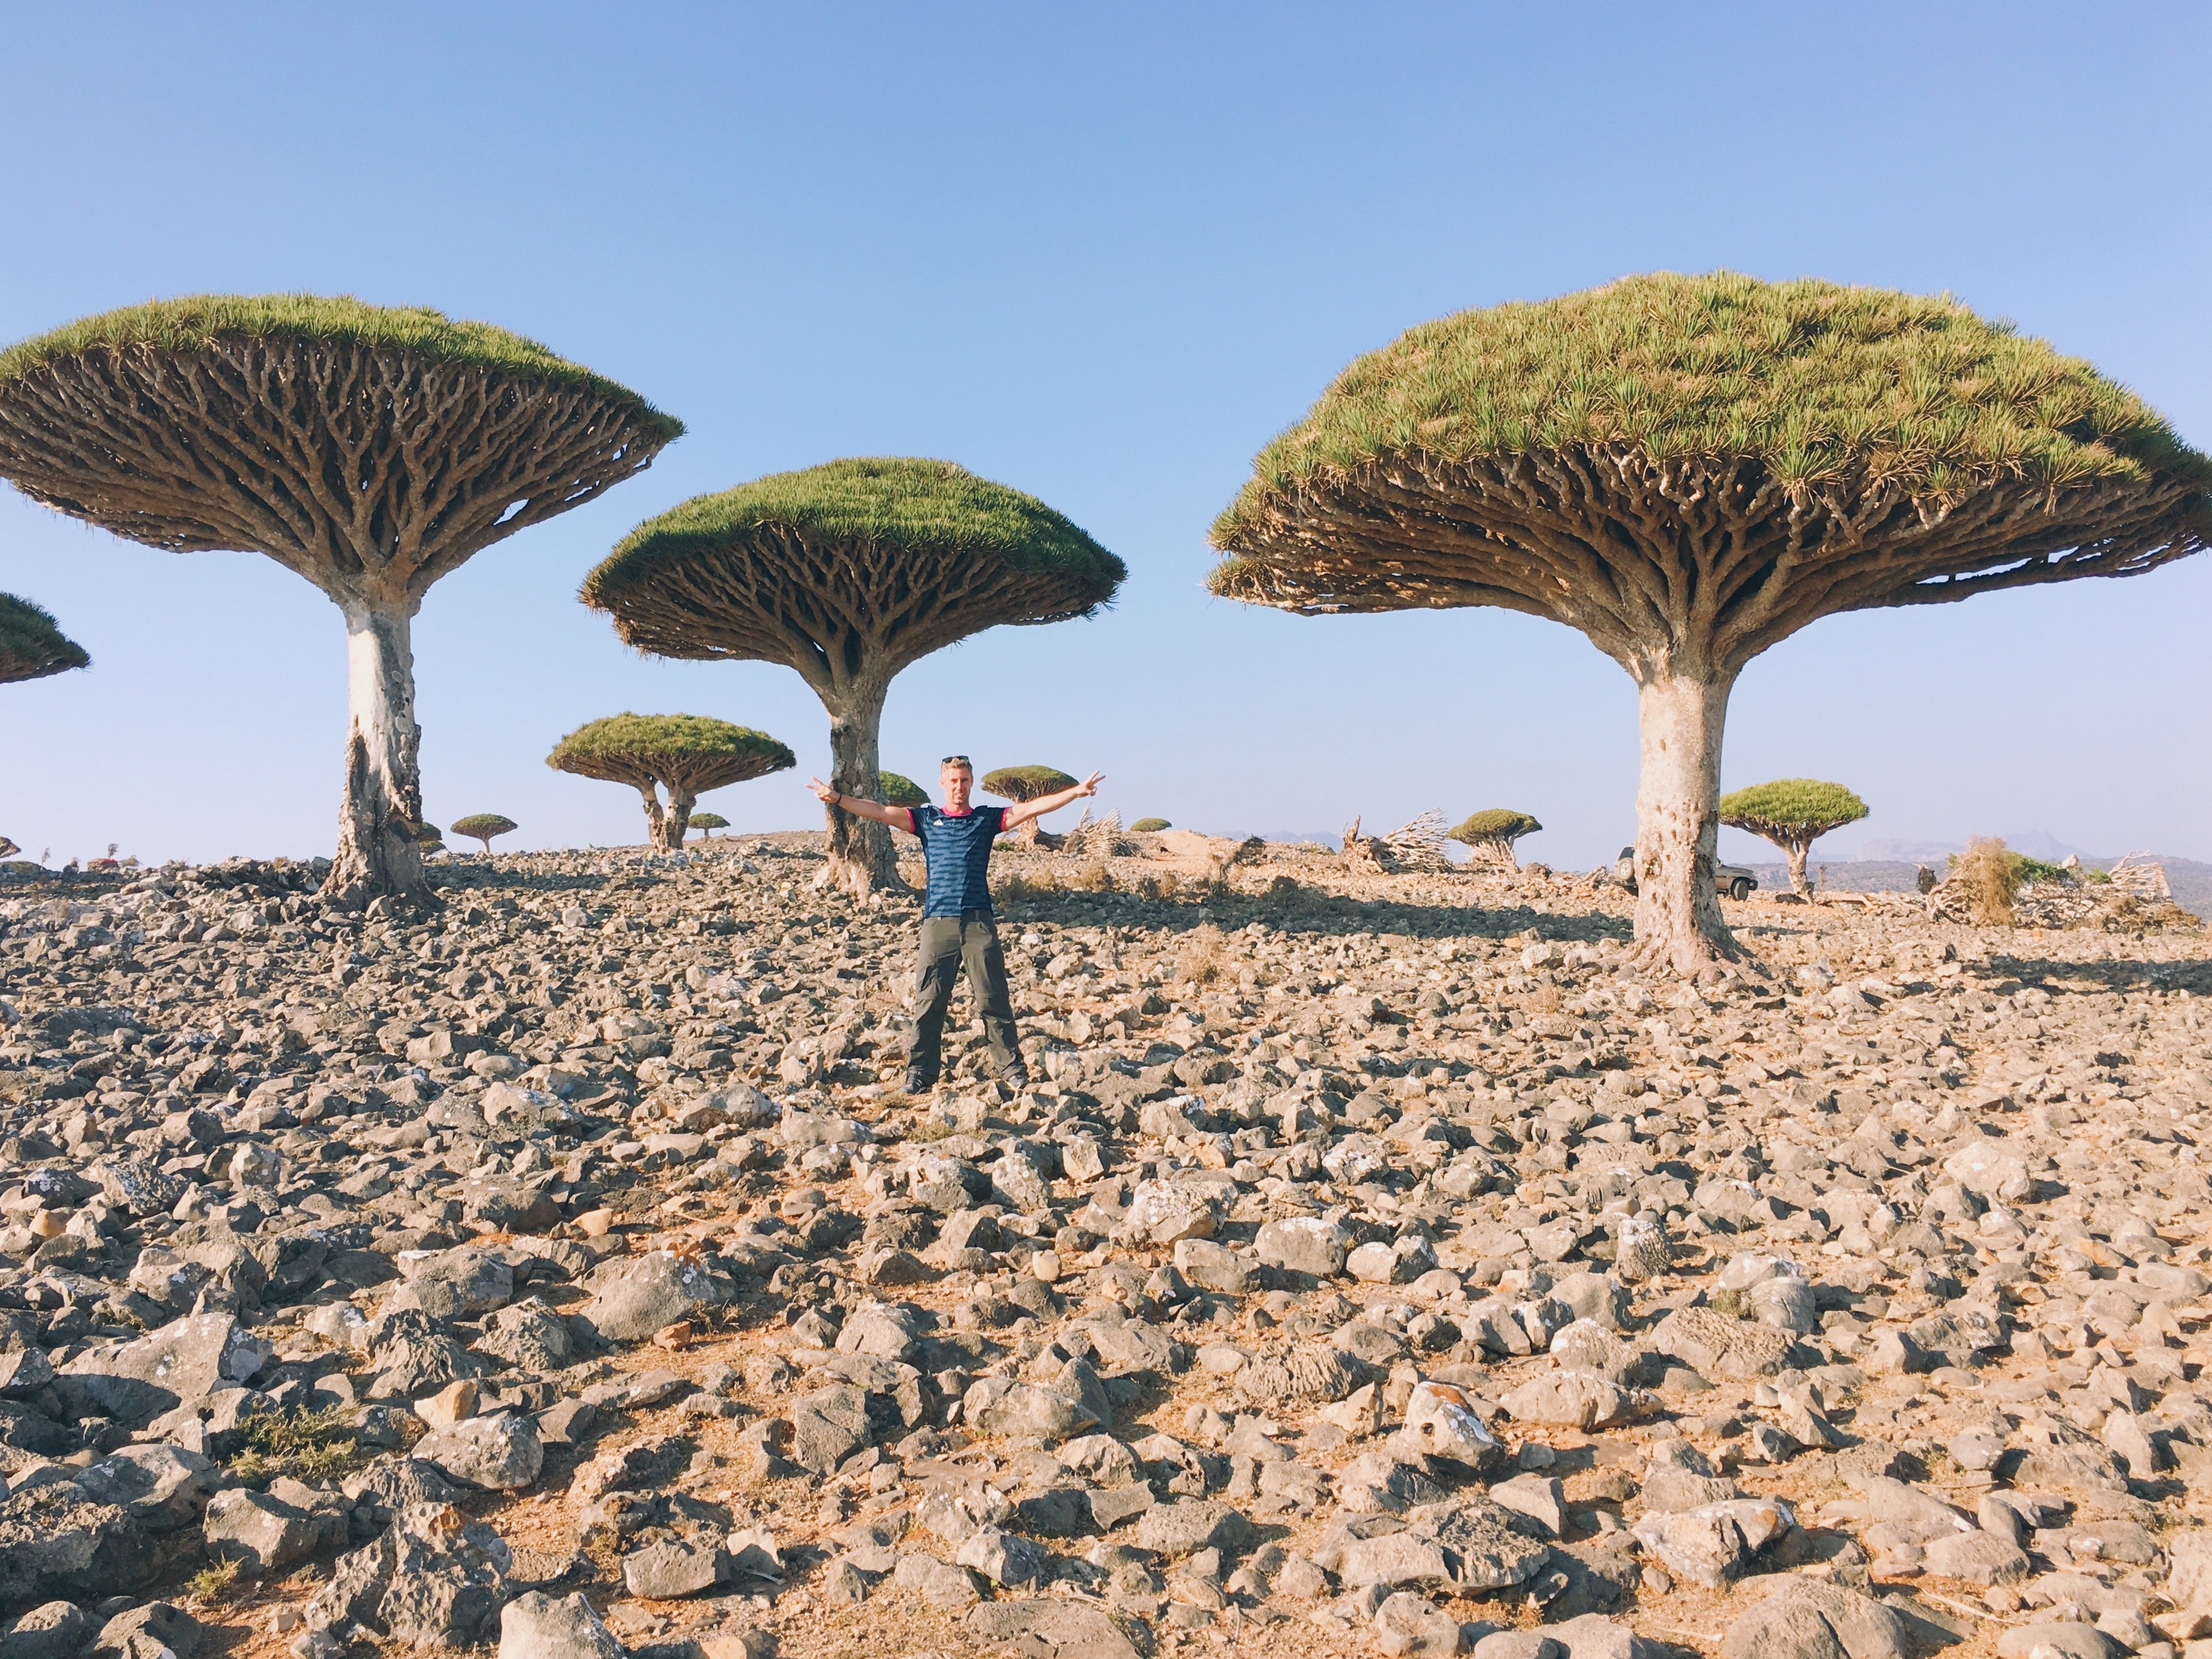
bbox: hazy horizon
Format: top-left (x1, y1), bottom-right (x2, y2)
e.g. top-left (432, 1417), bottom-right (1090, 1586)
top-left (3, 6), bottom-right (2206, 874)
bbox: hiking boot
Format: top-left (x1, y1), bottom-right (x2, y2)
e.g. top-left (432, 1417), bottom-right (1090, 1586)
top-left (1000, 1060), bottom-right (1032, 1091)
top-left (901, 1064), bottom-right (939, 1096)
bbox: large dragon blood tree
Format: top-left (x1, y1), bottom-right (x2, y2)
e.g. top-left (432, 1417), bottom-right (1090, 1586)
top-left (0, 593), bottom-right (88, 686)
top-left (0, 296), bottom-right (681, 907)
top-left (548, 714), bottom-right (794, 851)
top-left (1718, 778), bottom-right (1867, 898)
top-left (1210, 272), bottom-right (2211, 973)
top-left (582, 458), bottom-right (1124, 896)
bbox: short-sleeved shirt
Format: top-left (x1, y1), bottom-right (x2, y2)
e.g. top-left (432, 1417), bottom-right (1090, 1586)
top-left (907, 803), bottom-right (1009, 918)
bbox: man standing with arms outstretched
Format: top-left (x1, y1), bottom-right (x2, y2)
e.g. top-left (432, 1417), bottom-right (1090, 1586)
top-left (809, 756), bottom-right (1101, 1093)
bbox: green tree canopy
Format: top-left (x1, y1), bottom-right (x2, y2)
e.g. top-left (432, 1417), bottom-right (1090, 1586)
top-left (983, 765), bottom-right (1077, 803)
top-left (1132, 817), bottom-right (1171, 833)
top-left (1719, 778), bottom-right (1869, 896)
top-left (581, 458), bottom-right (1123, 894)
top-left (687, 812), bottom-right (730, 835)
top-left (449, 814), bottom-right (517, 853)
top-left (1448, 809), bottom-right (1542, 844)
top-left (1209, 271), bottom-right (2209, 973)
top-left (878, 771), bottom-right (929, 808)
top-left (0, 293), bottom-right (680, 907)
top-left (0, 593), bottom-right (89, 685)
top-left (549, 714), bottom-right (794, 853)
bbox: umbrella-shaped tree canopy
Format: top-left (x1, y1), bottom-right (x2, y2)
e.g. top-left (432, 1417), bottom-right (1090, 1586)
top-left (549, 713), bottom-right (794, 853)
top-left (982, 765), bottom-right (1077, 803)
top-left (1211, 272), bottom-right (2211, 971)
top-left (449, 814), bottom-right (518, 855)
top-left (1718, 778), bottom-right (1868, 896)
top-left (0, 294), bottom-right (681, 906)
top-left (878, 772), bottom-right (929, 808)
top-left (1447, 809), bottom-right (1542, 870)
top-left (583, 458), bottom-right (1122, 893)
top-left (0, 592), bottom-right (88, 685)
top-left (687, 812), bottom-right (730, 837)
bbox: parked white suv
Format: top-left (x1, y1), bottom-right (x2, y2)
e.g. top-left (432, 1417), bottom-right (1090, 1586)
top-left (1613, 847), bottom-right (1757, 901)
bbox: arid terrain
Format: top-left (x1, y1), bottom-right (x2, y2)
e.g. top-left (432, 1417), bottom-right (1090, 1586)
top-left (2, 831), bottom-right (2210, 1659)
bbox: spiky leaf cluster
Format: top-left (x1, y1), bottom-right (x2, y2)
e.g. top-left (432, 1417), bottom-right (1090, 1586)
top-left (983, 766), bottom-right (1076, 804)
top-left (1718, 779), bottom-right (1869, 844)
top-left (0, 593), bottom-right (89, 685)
top-left (547, 714), bottom-right (795, 796)
top-left (1448, 809), bottom-right (1542, 845)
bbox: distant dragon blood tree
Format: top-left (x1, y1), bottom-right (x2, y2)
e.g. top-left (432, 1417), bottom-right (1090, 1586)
top-left (1718, 778), bottom-right (1867, 897)
top-left (983, 765), bottom-right (1076, 844)
top-left (582, 458), bottom-right (1123, 896)
top-left (549, 714), bottom-right (794, 853)
top-left (1448, 808), bottom-right (1542, 871)
top-left (449, 814), bottom-right (518, 855)
top-left (0, 295), bottom-right (681, 909)
top-left (1210, 272), bottom-right (2211, 973)
top-left (0, 593), bottom-right (88, 686)
top-left (686, 812), bottom-right (730, 837)
top-left (1132, 817), bottom-right (1171, 833)
top-left (878, 772), bottom-right (929, 809)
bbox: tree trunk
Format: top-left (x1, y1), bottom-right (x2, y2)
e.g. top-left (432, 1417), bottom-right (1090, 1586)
top-left (635, 785), bottom-right (668, 850)
top-left (664, 791), bottom-right (697, 853)
top-left (822, 682), bottom-right (903, 896)
top-left (1786, 842), bottom-right (1813, 898)
top-left (326, 601), bottom-right (431, 909)
top-left (1631, 668), bottom-right (1741, 973)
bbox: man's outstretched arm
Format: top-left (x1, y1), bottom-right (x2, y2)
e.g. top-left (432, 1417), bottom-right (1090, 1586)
top-left (1002, 770), bottom-right (1103, 830)
top-left (806, 776), bottom-right (913, 830)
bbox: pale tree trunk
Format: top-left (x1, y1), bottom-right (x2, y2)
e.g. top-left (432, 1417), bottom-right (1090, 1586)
top-left (634, 784), bottom-right (669, 850)
top-left (822, 681), bottom-right (902, 896)
top-left (1785, 842), bottom-right (1813, 898)
top-left (326, 601), bottom-right (431, 909)
top-left (664, 792), bottom-right (697, 853)
top-left (1631, 668), bottom-right (1741, 973)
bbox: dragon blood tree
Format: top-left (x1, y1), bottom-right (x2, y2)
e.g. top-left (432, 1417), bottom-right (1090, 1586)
top-left (582, 458), bottom-right (1123, 895)
top-left (0, 296), bottom-right (681, 907)
top-left (983, 765), bottom-right (1076, 845)
top-left (0, 593), bottom-right (88, 685)
top-left (549, 714), bottom-right (794, 852)
top-left (1210, 272), bottom-right (2211, 972)
top-left (449, 814), bottom-right (518, 856)
top-left (686, 813), bottom-right (730, 838)
top-left (1448, 809), bottom-right (1542, 871)
top-left (1718, 778), bottom-right (1867, 898)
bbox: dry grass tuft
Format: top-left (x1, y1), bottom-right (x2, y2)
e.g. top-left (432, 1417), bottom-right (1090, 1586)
top-left (1071, 861), bottom-right (1114, 893)
top-left (1956, 837), bottom-right (2021, 927)
top-left (1135, 871), bottom-right (1181, 902)
top-left (1176, 924), bottom-right (1226, 985)
top-left (185, 1557), bottom-right (242, 1605)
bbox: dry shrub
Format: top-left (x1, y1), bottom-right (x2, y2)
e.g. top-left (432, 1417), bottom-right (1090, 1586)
top-left (1136, 871), bottom-right (1181, 901)
top-left (1177, 924), bottom-right (1225, 985)
top-left (1957, 836), bottom-right (2019, 926)
top-left (1530, 981), bottom-right (1564, 1016)
top-left (1072, 861), bottom-right (1114, 893)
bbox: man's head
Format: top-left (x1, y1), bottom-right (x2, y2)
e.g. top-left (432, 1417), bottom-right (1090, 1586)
top-left (940, 754), bottom-right (973, 811)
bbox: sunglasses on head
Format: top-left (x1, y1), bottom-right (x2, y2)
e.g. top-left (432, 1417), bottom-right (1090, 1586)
top-left (941, 755), bottom-right (971, 768)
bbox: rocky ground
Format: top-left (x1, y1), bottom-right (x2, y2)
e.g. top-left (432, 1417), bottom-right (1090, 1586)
top-left (1, 830), bottom-right (2210, 1659)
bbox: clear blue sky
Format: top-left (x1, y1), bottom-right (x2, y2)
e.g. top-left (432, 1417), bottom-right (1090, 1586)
top-left (2, 5), bottom-right (2206, 871)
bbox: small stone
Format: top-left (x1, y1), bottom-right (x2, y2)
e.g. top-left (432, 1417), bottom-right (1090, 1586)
top-left (415, 1378), bottom-right (480, 1429)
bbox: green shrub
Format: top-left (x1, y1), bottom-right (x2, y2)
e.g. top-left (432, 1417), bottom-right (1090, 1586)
top-left (1131, 817), bottom-right (1171, 833)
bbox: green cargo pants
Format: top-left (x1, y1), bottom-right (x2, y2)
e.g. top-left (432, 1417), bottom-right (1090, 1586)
top-left (909, 910), bottom-right (1019, 1079)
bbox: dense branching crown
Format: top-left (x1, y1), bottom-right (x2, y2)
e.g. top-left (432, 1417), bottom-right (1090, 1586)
top-left (983, 765), bottom-right (1076, 803)
top-left (0, 592), bottom-right (89, 686)
top-left (1718, 779), bottom-right (1868, 842)
top-left (878, 772), bottom-right (930, 809)
top-left (0, 295), bottom-right (682, 603)
top-left (449, 814), bottom-right (518, 842)
top-left (1132, 817), bottom-right (1172, 833)
top-left (1448, 809), bottom-right (1542, 844)
top-left (1210, 272), bottom-right (2212, 673)
top-left (547, 713), bottom-right (795, 795)
top-left (582, 458), bottom-right (1125, 699)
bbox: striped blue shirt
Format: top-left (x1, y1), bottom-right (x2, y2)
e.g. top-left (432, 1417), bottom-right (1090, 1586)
top-left (908, 804), bottom-right (1008, 918)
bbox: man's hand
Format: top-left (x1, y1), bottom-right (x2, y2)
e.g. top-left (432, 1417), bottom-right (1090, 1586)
top-left (1003, 769), bottom-right (1105, 830)
top-left (810, 776), bottom-right (910, 828)
top-left (806, 776), bottom-right (838, 805)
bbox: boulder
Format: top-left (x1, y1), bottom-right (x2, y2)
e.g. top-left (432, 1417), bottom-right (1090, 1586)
top-left (0, 1601), bottom-right (93, 1659)
top-left (579, 1251), bottom-right (734, 1343)
top-left (499, 1591), bottom-right (625, 1659)
top-left (307, 1502), bottom-right (511, 1649)
top-left (414, 1413), bottom-right (545, 1491)
top-left (60, 1313), bottom-right (270, 1426)
top-left (1256, 1216), bottom-right (1349, 1277)
top-left (1720, 1576), bottom-right (1909, 1659)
